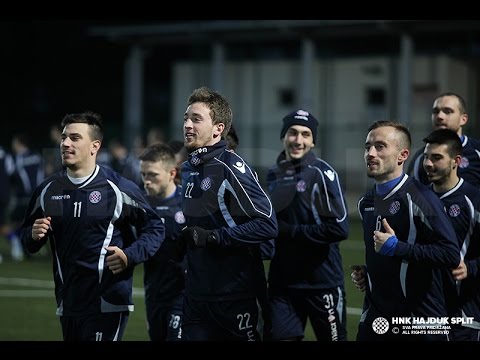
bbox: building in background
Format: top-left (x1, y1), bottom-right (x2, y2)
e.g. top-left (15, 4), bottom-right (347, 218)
top-left (90, 20), bottom-right (480, 211)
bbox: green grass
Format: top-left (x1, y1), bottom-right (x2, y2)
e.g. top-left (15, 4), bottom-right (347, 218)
top-left (0, 219), bottom-right (365, 341)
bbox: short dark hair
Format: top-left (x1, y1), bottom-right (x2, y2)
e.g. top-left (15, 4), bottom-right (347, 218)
top-left (61, 111), bottom-right (104, 142)
top-left (138, 143), bottom-right (176, 168)
top-left (423, 128), bottom-right (462, 158)
top-left (187, 86), bottom-right (232, 138)
top-left (435, 92), bottom-right (467, 114)
top-left (226, 124), bottom-right (239, 151)
top-left (367, 120), bottom-right (411, 150)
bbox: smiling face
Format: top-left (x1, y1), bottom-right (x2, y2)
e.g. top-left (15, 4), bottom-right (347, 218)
top-left (364, 126), bottom-right (409, 183)
top-left (423, 143), bottom-right (460, 186)
top-left (183, 102), bottom-right (224, 152)
top-left (61, 123), bottom-right (100, 176)
top-left (283, 125), bottom-right (314, 161)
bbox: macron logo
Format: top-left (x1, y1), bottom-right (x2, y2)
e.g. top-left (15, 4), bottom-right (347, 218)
top-left (232, 161), bottom-right (246, 174)
top-left (51, 194), bottom-right (71, 200)
top-left (324, 170), bottom-right (335, 181)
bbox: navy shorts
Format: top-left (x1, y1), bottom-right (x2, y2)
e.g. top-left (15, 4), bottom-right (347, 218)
top-left (182, 296), bottom-right (261, 341)
top-left (269, 287), bottom-right (347, 341)
top-left (146, 295), bottom-right (183, 341)
top-left (60, 311), bottom-right (129, 341)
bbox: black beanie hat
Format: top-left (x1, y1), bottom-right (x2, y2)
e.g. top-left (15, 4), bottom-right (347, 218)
top-left (280, 109), bottom-right (318, 144)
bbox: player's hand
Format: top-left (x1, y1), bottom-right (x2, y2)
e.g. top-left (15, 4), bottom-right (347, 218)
top-left (452, 260), bottom-right (468, 281)
top-left (182, 226), bottom-right (218, 248)
top-left (373, 218), bottom-right (395, 253)
top-left (350, 265), bottom-right (367, 292)
top-left (105, 246), bottom-right (128, 274)
top-left (31, 217), bottom-right (51, 241)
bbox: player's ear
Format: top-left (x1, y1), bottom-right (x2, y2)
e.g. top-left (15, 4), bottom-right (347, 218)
top-left (213, 122), bottom-right (225, 139)
top-left (91, 140), bottom-right (101, 156)
top-left (398, 148), bottom-right (409, 165)
top-left (460, 113), bottom-right (468, 127)
top-left (170, 167), bottom-right (177, 181)
top-left (453, 154), bottom-right (462, 168)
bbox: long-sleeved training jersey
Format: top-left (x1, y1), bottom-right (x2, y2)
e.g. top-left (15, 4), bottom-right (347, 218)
top-left (434, 178), bottom-right (480, 328)
top-left (144, 186), bottom-right (186, 304)
top-left (20, 165), bottom-right (164, 316)
top-left (180, 140), bottom-right (277, 301)
top-left (266, 150), bottom-right (349, 290)
top-left (357, 174), bottom-right (460, 320)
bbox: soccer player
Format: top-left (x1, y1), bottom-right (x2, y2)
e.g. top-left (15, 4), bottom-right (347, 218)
top-left (179, 86), bottom-right (277, 341)
top-left (423, 129), bottom-right (480, 341)
top-left (266, 109), bottom-right (349, 341)
top-left (408, 92), bottom-right (480, 187)
top-left (20, 111), bottom-right (164, 341)
top-left (139, 143), bottom-right (186, 341)
top-left (355, 120), bottom-right (459, 341)
top-left (9, 133), bottom-right (45, 261)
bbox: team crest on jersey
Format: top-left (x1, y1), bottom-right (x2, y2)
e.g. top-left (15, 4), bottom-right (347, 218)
top-left (174, 211), bottom-right (186, 224)
top-left (460, 156), bottom-right (469, 168)
top-left (389, 201), bottom-right (400, 214)
top-left (191, 156), bottom-right (201, 166)
top-left (200, 177), bottom-right (212, 191)
top-left (296, 180), bottom-right (306, 192)
top-left (448, 204), bottom-right (461, 217)
top-left (89, 191), bottom-right (101, 204)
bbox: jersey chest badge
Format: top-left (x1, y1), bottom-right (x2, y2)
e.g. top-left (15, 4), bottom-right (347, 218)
top-left (89, 191), bottom-right (102, 204)
top-left (175, 211), bottom-right (186, 224)
top-left (389, 200), bottom-right (400, 214)
top-left (296, 180), bottom-right (306, 192)
top-left (200, 177), bottom-right (212, 191)
top-left (448, 204), bottom-right (461, 217)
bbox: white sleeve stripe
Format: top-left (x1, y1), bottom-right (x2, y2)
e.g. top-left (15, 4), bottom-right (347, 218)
top-left (218, 179), bottom-right (239, 227)
top-left (310, 164), bottom-right (348, 223)
top-left (98, 180), bottom-right (124, 283)
top-left (214, 157), bottom-right (273, 218)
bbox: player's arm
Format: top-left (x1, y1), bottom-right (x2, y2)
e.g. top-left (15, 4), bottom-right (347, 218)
top-left (185, 161), bottom-right (277, 248)
top-left (20, 186), bottom-right (49, 254)
top-left (215, 162), bottom-right (278, 246)
top-left (393, 192), bottom-right (460, 268)
top-left (118, 181), bottom-right (165, 266)
top-left (277, 164), bottom-right (349, 246)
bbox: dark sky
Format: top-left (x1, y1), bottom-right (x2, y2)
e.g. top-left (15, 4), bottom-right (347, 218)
top-left (3, 15), bottom-right (478, 151)
top-left (0, 20), bottom-right (132, 148)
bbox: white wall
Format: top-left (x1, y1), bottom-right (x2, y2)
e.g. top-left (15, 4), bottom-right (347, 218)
top-left (171, 55), bottom-right (474, 214)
